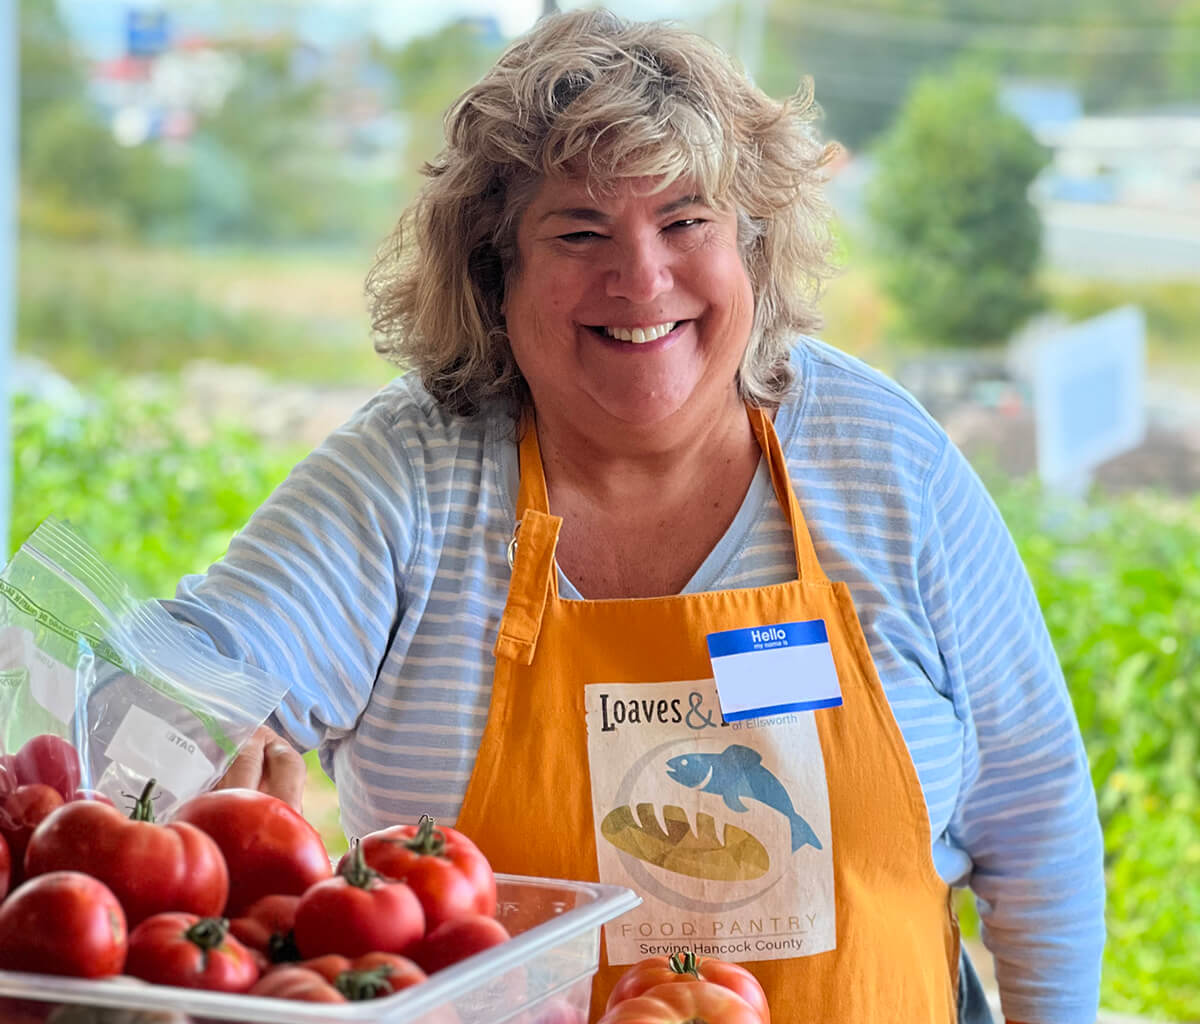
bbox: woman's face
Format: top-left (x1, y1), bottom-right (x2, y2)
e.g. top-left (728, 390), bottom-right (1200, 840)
top-left (502, 175), bottom-right (754, 436)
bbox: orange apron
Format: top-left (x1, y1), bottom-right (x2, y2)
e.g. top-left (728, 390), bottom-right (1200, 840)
top-left (455, 407), bottom-right (958, 1022)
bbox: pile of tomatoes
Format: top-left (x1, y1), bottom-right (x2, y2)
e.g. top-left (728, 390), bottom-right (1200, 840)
top-left (0, 733), bottom-right (511, 1006)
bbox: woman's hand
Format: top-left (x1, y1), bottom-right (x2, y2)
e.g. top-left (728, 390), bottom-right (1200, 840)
top-left (216, 724), bottom-right (307, 813)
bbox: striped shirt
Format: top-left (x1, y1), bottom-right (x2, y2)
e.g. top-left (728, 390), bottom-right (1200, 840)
top-left (167, 338), bottom-right (1104, 1023)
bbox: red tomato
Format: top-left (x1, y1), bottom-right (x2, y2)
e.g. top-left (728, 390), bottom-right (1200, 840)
top-left (172, 788), bottom-right (332, 916)
top-left (0, 870), bottom-right (127, 977)
top-left (347, 815), bottom-right (497, 931)
top-left (597, 981), bottom-right (764, 1024)
top-left (126, 912), bottom-right (260, 992)
top-left (24, 778), bottom-right (228, 926)
top-left (0, 754), bottom-right (18, 796)
top-left (13, 734), bottom-right (82, 800)
top-left (300, 951), bottom-right (427, 1000)
top-left (411, 912), bottom-right (511, 975)
top-left (0, 782), bottom-right (64, 886)
top-left (249, 965), bottom-right (346, 1002)
top-left (230, 893), bottom-right (301, 964)
top-left (606, 950), bottom-right (770, 1022)
top-left (293, 842), bottom-right (425, 959)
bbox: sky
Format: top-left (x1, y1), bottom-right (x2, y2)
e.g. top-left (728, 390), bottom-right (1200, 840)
top-left (57, 0), bottom-right (724, 58)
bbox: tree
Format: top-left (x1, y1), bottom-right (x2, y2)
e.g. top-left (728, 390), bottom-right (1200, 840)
top-left (866, 62), bottom-right (1049, 346)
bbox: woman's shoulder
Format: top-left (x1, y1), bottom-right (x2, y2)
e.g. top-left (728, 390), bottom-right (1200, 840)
top-left (318, 371), bottom-right (506, 465)
top-left (781, 338), bottom-right (950, 463)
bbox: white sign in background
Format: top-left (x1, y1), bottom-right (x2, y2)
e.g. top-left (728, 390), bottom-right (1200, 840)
top-left (1032, 305), bottom-right (1147, 495)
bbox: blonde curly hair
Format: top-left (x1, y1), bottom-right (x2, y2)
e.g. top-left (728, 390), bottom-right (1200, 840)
top-left (366, 8), bottom-right (838, 416)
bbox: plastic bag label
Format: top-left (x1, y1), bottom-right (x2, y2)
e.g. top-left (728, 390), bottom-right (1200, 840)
top-left (0, 625), bottom-right (76, 725)
top-left (104, 704), bottom-right (215, 799)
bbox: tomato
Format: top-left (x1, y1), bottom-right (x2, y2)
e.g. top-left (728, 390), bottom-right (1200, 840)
top-left (0, 782), bottom-right (64, 887)
top-left (0, 870), bottom-right (127, 977)
top-left (24, 778), bottom-right (228, 926)
top-left (300, 952), bottom-right (427, 1000)
top-left (0, 754), bottom-right (18, 796)
top-left (172, 788), bottom-right (332, 916)
top-left (13, 734), bottom-right (82, 800)
top-left (597, 981), bottom-right (765, 1024)
top-left (606, 950), bottom-right (770, 1022)
top-left (293, 841), bottom-right (425, 958)
top-left (0, 830), bottom-right (9, 902)
top-left (249, 965), bottom-right (346, 1002)
top-left (230, 893), bottom-right (301, 964)
top-left (411, 912), bottom-right (511, 974)
top-left (348, 814), bottom-right (497, 931)
top-left (125, 912), bottom-right (260, 992)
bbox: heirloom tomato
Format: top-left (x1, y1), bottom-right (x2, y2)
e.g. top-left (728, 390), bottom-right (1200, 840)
top-left (173, 788), bottom-right (332, 916)
top-left (0, 870), bottom-right (127, 977)
top-left (606, 950), bottom-right (770, 1022)
top-left (597, 981), bottom-right (764, 1024)
top-left (24, 778), bottom-right (228, 925)
top-left (411, 912), bottom-right (511, 974)
top-left (249, 965), bottom-right (346, 1003)
top-left (13, 734), bottom-right (82, 800)
top-left (0, 782), bottom-right (63, 886)
top-left (349, 814), bottom-right (497, 929)
top-left (293, 841), bottom-right (425, 958)
top-left (230, 893), bottom-right (301, 964)
top-left (301, 951), bottom-right (427, 999)
top-left (125, 912), bottom-right (259, 992)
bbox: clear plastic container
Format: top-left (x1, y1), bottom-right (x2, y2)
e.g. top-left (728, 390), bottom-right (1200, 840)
top-left (0, 874), bottom-right (640, 1024)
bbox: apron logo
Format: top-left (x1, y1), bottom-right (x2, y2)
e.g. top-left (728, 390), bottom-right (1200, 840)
top-left (667, 745), bottom-right (823, 853)
top-left (599, 743), bottom-right (821, 882)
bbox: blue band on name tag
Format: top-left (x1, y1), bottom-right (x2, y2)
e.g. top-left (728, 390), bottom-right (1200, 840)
top-left (706, 619), bottom-right (829, 659)
top-left (722, 696), bottom-right (844, 722)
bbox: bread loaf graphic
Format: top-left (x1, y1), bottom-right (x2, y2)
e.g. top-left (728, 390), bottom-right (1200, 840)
top-left (600, 803), bottom-right (770, 881)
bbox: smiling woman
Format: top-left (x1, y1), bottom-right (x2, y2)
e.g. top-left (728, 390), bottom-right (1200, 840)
top-left (159, 9), bottom-right (1103, 1024)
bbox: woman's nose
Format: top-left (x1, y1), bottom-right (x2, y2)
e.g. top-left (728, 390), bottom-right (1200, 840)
top-left (605, 236), bottom-right (673, 302)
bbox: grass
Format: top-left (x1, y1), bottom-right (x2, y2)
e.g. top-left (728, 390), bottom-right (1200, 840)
top-left (17, 237), bottom-right (396, 387)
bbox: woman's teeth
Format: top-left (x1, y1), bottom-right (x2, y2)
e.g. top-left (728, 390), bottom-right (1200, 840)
top-left (602, 322), bottom-right (678, 344)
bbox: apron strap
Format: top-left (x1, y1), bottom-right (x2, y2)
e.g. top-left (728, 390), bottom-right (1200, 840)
top-left (749, 405), bottom-right (830, 586)
top-left (494, 508), bottom-right (562, 665)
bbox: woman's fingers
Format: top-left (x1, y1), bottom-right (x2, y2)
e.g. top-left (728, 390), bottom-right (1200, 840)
top-left (216, 724), bottom-right (307, 813)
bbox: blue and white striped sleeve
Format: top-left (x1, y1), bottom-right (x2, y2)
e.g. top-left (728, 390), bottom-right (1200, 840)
top-left (919, 439), bottom-right (1105, 1024)
top-left (165, 399), bottom-right (421, 752)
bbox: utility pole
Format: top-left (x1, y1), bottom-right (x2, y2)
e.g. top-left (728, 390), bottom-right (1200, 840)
top-left (0, 0), bottom-right (16, 563)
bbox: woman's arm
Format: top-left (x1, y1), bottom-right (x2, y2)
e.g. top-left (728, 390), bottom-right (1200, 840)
top-left (919, 439), bottom-right (1105, 1024)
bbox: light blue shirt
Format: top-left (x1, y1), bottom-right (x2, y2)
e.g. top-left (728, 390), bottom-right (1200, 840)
top-left (167, 338), bottom-right (1104, 1023)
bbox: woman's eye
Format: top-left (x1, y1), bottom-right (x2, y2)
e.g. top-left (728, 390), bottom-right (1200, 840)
top-left (559, 230), bottom-right (603, 242)
top-left (668, 218), bottom-right (704, 231)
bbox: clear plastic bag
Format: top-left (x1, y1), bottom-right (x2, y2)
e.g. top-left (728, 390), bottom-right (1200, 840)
top-left (0, 517), bottom-right (293, 819)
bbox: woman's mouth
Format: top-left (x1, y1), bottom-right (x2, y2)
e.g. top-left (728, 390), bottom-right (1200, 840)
top-left (587, 321), bottom-right (681, 344)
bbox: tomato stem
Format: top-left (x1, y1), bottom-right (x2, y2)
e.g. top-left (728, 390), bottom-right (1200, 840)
top-left (404, 813), bottom-right (447, 857)
top-left (267, 929), bottom-right (301, 963)
top-left (340, 838), bottom-right (381, 889)
top-left (184, 916), bottom-right (231, 951)
top-left (668, 949), bottom-right (702, 978)
top-left (335, 964), bottom-right (394, 1001)
top-left (128, 778), bottom-right (158, 822)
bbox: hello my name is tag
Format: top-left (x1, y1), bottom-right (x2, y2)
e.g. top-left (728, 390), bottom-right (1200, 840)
top-left (706, 618), bottom-right (844, 722)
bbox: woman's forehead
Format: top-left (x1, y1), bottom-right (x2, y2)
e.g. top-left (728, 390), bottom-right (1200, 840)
top-left (530, 174), bottom-right (708, 210)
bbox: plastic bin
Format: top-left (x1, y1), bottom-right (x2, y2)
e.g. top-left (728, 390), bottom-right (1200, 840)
top-left (0, 874), bottom-right (640, 1024)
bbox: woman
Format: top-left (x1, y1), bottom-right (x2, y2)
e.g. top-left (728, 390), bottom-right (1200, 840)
top-left (170, 9), bottom-right (1103, 1023)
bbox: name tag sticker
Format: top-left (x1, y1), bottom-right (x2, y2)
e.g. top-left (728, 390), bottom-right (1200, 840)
top-left (706, 619), bottom-right (843, 721)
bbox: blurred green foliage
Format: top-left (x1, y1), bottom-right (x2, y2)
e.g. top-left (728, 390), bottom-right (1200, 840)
top-left (9, 381), bottom-right (1200, 1017)
top-left (9, 382), bottom-right (306, 598)
top-left (867, 63), bottom-right (1049, 347)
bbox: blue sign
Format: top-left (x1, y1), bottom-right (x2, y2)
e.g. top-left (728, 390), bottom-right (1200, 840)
top-left (126, 8), bottom-right (169, 58)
